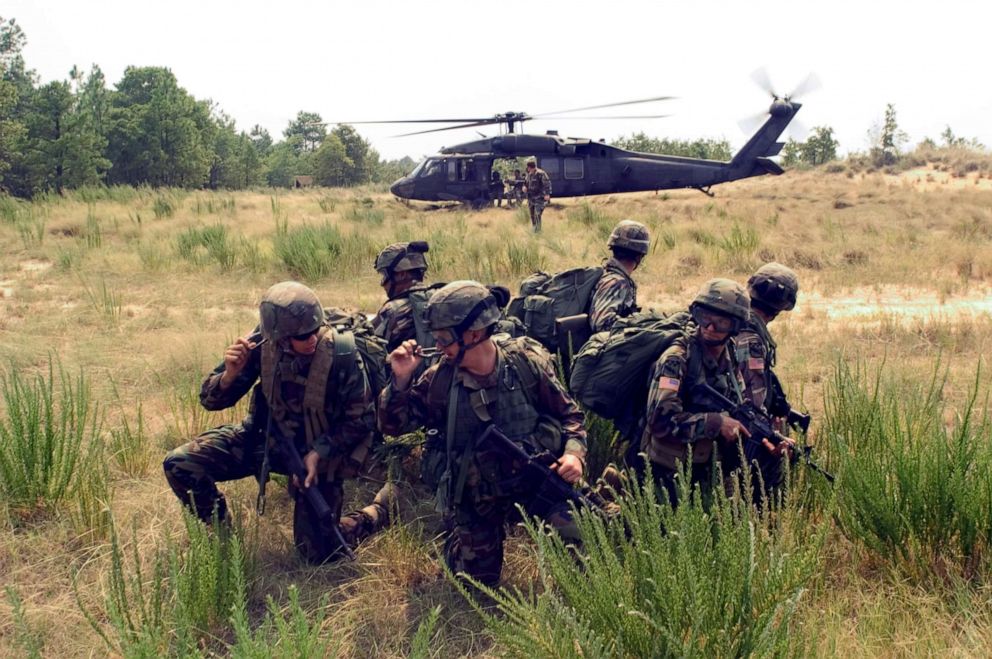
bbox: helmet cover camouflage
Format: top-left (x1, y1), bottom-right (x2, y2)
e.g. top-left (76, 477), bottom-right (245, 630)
top-left (607, 219), bottom-right (651, 255)
top-left (690, 278), bottom-right (751, 324)
top-left (258, 281), bottom-right (324, 342)
top-left (375, 241), bottom-right (429, 283)
top-left (747, 262), bottom-right (799, 311)
top-left (425, 280), bottom-right (501, 332)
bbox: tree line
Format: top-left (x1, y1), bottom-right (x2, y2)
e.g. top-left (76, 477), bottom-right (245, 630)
top-left (0, 16), bottom-right (414, 198)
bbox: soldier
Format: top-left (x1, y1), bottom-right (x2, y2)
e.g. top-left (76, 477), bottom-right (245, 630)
top-left (640, 279), bottom-right (766, 508)
top-left (524, 158), bottom-right (551, 232)
top-left (372, 241), bottom-right (435, 353)
top-left (489, 169), bottom-right (505, 207)
top-left (379, 281), bottom-right (587, 588)
top-left (729, 262), bottom-right (801, 500)
top-left (507, 168), bottom-right (525, 207)
top-left (163, 282), bottom-right (393, 563)
top-left (589, 219), bottom-right (650, 332)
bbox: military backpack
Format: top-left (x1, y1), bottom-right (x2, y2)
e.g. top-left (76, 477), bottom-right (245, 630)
top-left (506, 266), bottom-right (605, 352)
top-left (322, 307), bottom-right (389, 400)
top-left (569, 310), bottom-right (691, 440)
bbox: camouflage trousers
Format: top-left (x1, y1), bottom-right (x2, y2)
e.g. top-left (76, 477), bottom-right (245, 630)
top-left (719, 444), bottom-right (786, 509)
top-left (163, 424), bottom-right (389, 559)
top-left (650, 461), bottom-right (714, 510)
top-left (443, 494), bottom-right (579, 588)
top-left (527, 198), bottom-right (547, 232)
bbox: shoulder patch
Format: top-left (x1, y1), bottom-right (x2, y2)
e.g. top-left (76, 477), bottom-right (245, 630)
top-left (658, 375), bottom-right (681, 392)
top-left (748, 357), bottom-right (765, 371)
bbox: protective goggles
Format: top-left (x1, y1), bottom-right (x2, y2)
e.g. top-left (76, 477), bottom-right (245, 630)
top-left (691, 307), bottom-right (739, 334)
top-left (431, 329), bottom-right (458, 348)
top-left (290, 327), bottom-right (320, 342)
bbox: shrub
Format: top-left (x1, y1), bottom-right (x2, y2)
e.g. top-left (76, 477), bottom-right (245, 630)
top-left (0, 359), bottom-right (104, 520)
top-left (229, 584), bottom-right (341, 658)
top-left (825, 361), bottom-right (992, 580)
top-left (176, 224), bottom-right (237, 271)
top-left (466, 468), bottom-right (822, 657)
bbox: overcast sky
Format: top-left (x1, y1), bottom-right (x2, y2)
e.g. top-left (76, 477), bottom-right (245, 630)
top-left (7, 0), bottom-right (991, 161)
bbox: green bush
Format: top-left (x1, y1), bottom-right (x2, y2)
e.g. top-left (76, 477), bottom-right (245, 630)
top-left (81, 512), bottom-right (254, 657)
top-left (825, 361), bottom-right (992, 579)
top-left (467, 467), bottom-right (822, 657)
top-left (176, 224), bottom-right (237, 271)
top-left (229, 584), bottom-right (341, 658)
top-left (152, 195), bottom-right (176, 219)
top-left (272, 220), bottom-right (377, 282)
top-left (0, 360), bottom-right (104, 520)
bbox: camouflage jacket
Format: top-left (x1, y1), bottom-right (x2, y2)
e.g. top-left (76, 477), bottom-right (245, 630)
top-left (641, 331), bottom-right (745, 470)
top-left (736, 314), bottom-right (776, 413)
top-left (525, 168), bottom-right (552, 199)
top-left (200, 329), bottom-right (374, 461)
top-left (373, 296), bottom-right (416, 353)
top-left (378, 340), bottom-right (587, 461)
top-left (588, 257), bottom-right (638, 332)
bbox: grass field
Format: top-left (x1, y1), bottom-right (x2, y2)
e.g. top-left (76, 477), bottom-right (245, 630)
top-left (1, 168), bottom-right (992, 657)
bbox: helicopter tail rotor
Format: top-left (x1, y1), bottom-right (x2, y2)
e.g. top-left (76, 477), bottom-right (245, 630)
top-left (740, 68), bottom-right (820, 139)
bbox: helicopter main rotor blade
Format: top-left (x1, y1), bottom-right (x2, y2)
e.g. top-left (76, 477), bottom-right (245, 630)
top-left (750, 67), bottom-right (778, 99)
top-left (534, 95), bottom-right (676, 117)
top-left (393, 119), bottom-right (502, 137)
top-left (323, 117), bottom-right (494, 126)
top-left (532, 114), bottom-right (672, 120)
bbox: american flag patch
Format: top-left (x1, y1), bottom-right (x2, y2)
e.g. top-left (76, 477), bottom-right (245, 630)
top-left (748, 357), bottom-right (764, 371)
top-left (658, 376), bottom-right (681, 391)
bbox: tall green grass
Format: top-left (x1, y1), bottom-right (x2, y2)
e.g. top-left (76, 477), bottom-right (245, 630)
top-left (229, 584), bottom-right (341, 658)
top-left (0, 360), bottom-right (104, 520)
top-left (177, 224), bottom-right (237, 271)
top-left (825, 361), bottom-right (992, 580)
top-left (272, 219), bottom-right (378, 282)
top-left (5, 586), bottom-right (45, 658)
top-left (465, 468), bottom-right (822, 657)
top-left (80, 511), bottom-right (255, 656)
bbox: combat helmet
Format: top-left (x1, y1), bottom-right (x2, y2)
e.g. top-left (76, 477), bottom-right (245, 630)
top-left (375, 241), bottom-right (429, 284)
top-left (258, 281), bottom-right (324, 342)
top-left (607, 219), bottom-right (651, 255)
top-left (747, 262), bottom-right (799, 312)
top-left (425, 280), bottom-right (501, 334)
top-left (689, 278), bottom-right (750, 333)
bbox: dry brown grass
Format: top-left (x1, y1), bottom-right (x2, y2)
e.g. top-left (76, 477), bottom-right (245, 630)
top-left (2, 173), bottom-right (992, 656)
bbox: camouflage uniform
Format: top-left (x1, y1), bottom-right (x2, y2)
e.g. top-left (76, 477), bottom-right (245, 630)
top-left (525, 165), bottom-right (552, 232)
top-left (730, 263), bottom-right (800, 500)
top-left (378, 281), bottom-right (587, 587)
top-left (640, 279), bottom-right (750, 507)
top-left (163, 283), bottom-right (388, 562)
top-left (589, 220), bottom-right (649, 332)
top-left (589, 258), bottom-right (638, 332)
top-left (372, 285), bottom-right (435, 352)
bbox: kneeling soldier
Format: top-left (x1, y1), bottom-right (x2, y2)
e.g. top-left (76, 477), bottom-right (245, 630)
top-left (163, 281), bottom-right (393, 563)
top-left (379, 280), bottom-right (587, 587)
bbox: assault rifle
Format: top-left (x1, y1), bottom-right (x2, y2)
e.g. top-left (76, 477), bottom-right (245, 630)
top-left (767, 371), bottom-right (811, 434)
top-left (275, 436), bottom-right (356, 561)
top-left (480, 424), bottom-right (609, 517)
top-left (694, 383), bottom-right (834, 483)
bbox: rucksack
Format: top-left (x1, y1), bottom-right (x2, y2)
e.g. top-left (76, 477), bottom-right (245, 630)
top-left (323, 307), bottom-right (389, 400)
top-left (405, 283), bottom-right (446, 352)
top-left (569, 310), bottom-right (691, 440)
top-left (506, 266), bottom-right (605, 351)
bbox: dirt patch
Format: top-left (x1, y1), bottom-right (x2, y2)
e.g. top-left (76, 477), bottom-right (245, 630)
top-left (20, 259), bottom-right (52, 273)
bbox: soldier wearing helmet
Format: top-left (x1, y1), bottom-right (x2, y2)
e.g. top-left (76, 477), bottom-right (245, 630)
top-left (589, 219), bottom-right (650, 332)
top-left (379, 280), bottom-right (588, 588)
top-left (372, 241), bottom-right (438, 352)
top-left (163, 281), bottom-right (393, 563)
top-left (726, 263), bottom-right (801, 501)
top-left (639, 278), bottom-right (759, 507)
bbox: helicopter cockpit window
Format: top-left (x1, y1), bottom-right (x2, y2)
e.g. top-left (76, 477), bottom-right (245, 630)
top-left (420, 159), bottom-right (442, 178)
top-left (408, 160), bottom-right (426, 178)
top-left (539, 157), bottom-right (560, 179)
top-left (564, 158), bottom-right (584, 180)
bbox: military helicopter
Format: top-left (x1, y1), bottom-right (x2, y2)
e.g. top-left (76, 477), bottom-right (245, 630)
top-left (337, 73), bottom-right (818, 207)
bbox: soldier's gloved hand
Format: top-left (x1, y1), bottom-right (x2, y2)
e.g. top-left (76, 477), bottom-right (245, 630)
top-left (719, 416), bottom-right (751, 443)
top-left (551, 453), bottom-right (583, 484)
top-left (388, 339), bottom-right (423, 390)
top-left (220, 336), bottom-right (257, 388)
